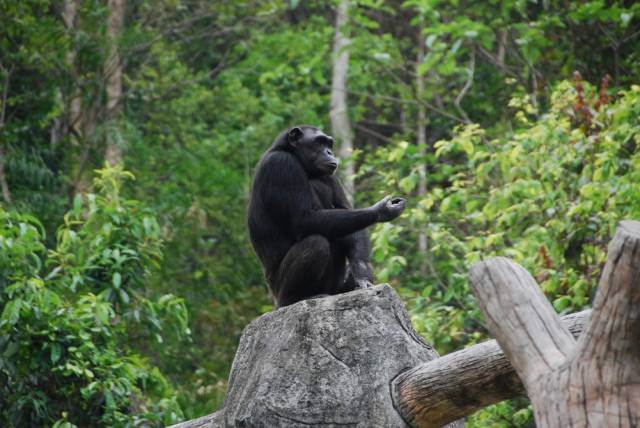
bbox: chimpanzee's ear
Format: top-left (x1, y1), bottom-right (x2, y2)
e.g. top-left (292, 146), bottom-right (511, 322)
top-left (287, 127), bottom-right (303, 146)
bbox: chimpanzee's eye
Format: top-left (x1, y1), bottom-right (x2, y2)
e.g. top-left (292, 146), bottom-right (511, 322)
top-left (315, 136), bottom-right (334, 149)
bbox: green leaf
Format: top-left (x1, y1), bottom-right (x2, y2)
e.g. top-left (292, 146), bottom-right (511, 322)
top-left (96, 304), bottom-right (110, 325)
top-left (620, 12), bottom-right (632, 27)
top-left (459, 137), bottom-right (474, 156)
top-left (1, 298), bottom-right (23, 326)
top-left (119, 289), bottom-right (130, 305)
top-left (112, 272), bottom-right (121, 289)
top-left (399, 173), bottom-right (418, 193)
top-left (51, 343), bottom-right (62, 363)
top-left (73, 193), bottom-right (83, 216)
top-left (553, 296), bottom-right (572, 312)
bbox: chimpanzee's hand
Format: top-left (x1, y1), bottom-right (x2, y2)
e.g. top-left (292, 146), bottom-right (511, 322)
top-left (372, 195), bottom-right (406, 222)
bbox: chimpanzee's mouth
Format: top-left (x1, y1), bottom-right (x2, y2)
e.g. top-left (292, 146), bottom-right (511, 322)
top-left (325, 162), bottom-right (338, 173)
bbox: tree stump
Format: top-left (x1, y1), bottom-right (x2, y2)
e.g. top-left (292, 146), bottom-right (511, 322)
top-left (172, 284), bottom-right (441, 427)
top-left (469, 220), bottom-right (640, 427)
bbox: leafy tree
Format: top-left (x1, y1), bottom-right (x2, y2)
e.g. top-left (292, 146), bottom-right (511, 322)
top-left (0, 165), bottom-right (187, 427)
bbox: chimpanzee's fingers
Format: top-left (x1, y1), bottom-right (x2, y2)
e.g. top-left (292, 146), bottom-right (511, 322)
top-left (387, 197), bottom-right (405, 209)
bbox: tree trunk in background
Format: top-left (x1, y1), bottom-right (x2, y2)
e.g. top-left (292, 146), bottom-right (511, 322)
top-left (62, 0), bottom-right (82, 148)
top-left (0, 145), bottom-right (10, 204)
top-left (0, 65), bottom-right (11, 203)
top-left (62, 0), bottom-right (93, 193)
top-left (415, 26), bottom-right (428, 273)
top-left (330, 0), bottom-right (354, 202)
top-left (105, 0), bottom-right (124, 165)
top-left (497, 29), bottom-right (507, 65)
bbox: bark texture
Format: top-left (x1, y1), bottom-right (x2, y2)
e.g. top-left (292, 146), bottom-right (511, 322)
top-left (171, 285), bottom-right (448, 428)
top-left (392, 310), bottom-right (590, 428)
top-left (172, 411), bottom-right (223, 428)
top-left (469, 220), bottom-right (640, 427)
top-left (415, 24), bottom-right (428, 270)
top-left (330, 0), bottom-right (355, 201)
top-left (63, 0), bottom-right (82, 145)
top-left (105, 0), bottom-right (124, 165)
top-left (0, 66), bottom-right (11, 203)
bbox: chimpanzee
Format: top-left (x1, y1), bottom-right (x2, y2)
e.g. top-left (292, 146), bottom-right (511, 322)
top-left (248, 125), bottom-right (406, 308)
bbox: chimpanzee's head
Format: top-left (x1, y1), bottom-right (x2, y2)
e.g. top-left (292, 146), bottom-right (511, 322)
top-left (285, 126), bottom-right (338, 177)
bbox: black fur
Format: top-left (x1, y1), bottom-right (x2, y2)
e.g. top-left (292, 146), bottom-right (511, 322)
top-left (248, 126), bottom-right (377, 307)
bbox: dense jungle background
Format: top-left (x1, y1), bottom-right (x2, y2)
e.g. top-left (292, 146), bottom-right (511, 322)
top-left (1, 0), bottom-right (639, 426)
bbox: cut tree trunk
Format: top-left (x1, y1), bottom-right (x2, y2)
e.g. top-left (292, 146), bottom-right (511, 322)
top-left (391, 310), bottom-right (590, 428)
top-left (469, 220), bottom-right (640, 427)
top-left (170, 285), bottom-right (463, 428)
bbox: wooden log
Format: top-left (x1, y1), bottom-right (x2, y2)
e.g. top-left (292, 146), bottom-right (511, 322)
top-left (468, 220), bottom-right (640, 427)
top-left (469, 257), bottom-right (576, 390)
top-left (392, 310), bottom-right (589, 428)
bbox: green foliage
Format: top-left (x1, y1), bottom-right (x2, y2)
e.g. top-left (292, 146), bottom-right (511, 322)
top-left (360, 80), bottom-right (640, 424)
top-left (364, 78), bottom-right (640, 336)
top-left (466, 399), bottom-right (534, 428)
top-left (0, 166), bottom-right (186, 427)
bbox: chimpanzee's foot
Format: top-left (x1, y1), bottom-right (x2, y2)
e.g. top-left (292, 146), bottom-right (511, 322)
top-left (354, 279), bottom-right (375, 289)
top-left (277, 293), bottom-right (330, 308)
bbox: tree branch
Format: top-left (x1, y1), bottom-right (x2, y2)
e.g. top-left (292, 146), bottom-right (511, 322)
top-left (454, 47), bottom-right (475, 124)
top-left (392, 310), bottom-right (590, 428)
top-left (575, 220), bottom-right (640, 362)
top-left (468, 258), bottom-right (575, 391)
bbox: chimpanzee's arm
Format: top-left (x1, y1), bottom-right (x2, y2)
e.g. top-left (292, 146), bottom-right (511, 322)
top-left (257, 152), bottom-right (379, 240)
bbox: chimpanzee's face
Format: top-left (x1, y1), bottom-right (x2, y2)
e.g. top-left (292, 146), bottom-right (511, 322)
top-left (288, 127), bottom-right (338, 177)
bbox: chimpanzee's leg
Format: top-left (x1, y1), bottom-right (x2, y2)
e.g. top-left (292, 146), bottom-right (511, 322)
top-left (274, 235), bottom-right (336, 307)
top-left (339, 267), bottom-right (358, 293)
top-left (333, 234), bottom-right (373, 293)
